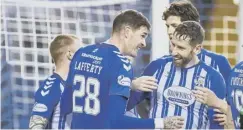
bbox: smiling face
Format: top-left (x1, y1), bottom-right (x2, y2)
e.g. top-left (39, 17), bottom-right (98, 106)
top-left (171, 34), bottom-right (194, 67)
top-left (123, 26), bottom-right (149, 57)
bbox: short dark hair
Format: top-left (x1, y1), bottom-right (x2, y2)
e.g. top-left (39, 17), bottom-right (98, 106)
top-left (112, 9), bottom-right (151, 33)
top-left (163, 0), bottom-right (200, 22)
top-left (174, 21), bottom-right (205, 46)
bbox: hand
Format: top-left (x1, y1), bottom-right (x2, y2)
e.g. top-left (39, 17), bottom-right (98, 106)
top-left (163, 116), bottom-right (184, 129)
top-left (131, 76), bottom-right (158, 92)
top-left (192, 87), bottom-right (219, 108)
top-left (213, 109), bottom-right (227, 126)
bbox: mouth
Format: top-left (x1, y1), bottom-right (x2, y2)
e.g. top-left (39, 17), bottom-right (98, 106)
top-left (173, 57), bottom-right (182, 61)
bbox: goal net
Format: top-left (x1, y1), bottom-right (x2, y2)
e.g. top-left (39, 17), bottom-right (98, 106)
top-left (0, 0), bottom-right (152, 128)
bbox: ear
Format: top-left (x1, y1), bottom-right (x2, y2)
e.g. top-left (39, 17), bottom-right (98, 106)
top-left (193, 44), bottom-right (202, 54)
top-left (66, 51), bottom-right (73, 61)
top-left (124, 26), bottom-right (132, 39)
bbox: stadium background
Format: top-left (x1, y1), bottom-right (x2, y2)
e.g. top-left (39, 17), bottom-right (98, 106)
top-left (0, 0), bottom-right (242, 128)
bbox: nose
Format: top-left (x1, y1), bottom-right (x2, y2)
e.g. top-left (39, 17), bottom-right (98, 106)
top-left (141, 40), bottom-right (146, 48)
top-left (171, 47), bottom-right (178, 56)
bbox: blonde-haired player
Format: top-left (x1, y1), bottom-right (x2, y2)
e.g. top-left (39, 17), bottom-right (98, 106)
top-left (29, 34), bottom-right (83, 129)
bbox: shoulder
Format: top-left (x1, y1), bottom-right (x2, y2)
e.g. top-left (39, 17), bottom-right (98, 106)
top-left (112, 51), bottom-right (132, 72)
top-left (234, 61), bottom-right (243, 68)
top-left (200, 62), bottom-right (222, 78)
top-left (37, 74), bottom-right (64, 97)
top-left (232, 61), bottom-right (243, 73)
top-left (201, 49), bottom-right (227, 62)
top-left (148, 55), bottom-right (173, 67)
top-left (72, 44), bottom-right (97, 59)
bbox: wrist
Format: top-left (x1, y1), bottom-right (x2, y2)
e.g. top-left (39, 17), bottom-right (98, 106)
top-left (215, 98), bottom-right (228, 114)
top-left (154, 118), bottom-right (164, 129)
top-left (214, 98), bottom-right (221, 108)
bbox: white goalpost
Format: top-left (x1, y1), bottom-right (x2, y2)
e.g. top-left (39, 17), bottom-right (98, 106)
top-left (151, 0), bottom-right (170, 61)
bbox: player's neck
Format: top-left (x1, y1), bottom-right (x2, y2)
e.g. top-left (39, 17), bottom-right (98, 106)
top-left (108, 35), bottom-right (124, 53)
top-left (183, 55), bottom-right (200, 68)
top-left (55, 63), bottom-right (69, 80)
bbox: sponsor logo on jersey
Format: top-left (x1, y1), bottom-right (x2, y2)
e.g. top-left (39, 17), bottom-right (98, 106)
top-left (81, 53), bottom-right (103, 61)
top-left (164, 86), bottom-right (195, 107)
top-left (235, 68), bottom-right (243, 73)
top-left (33, 103), bottom-right (48, 112)
top-left (118, 75), bottom-right (131, 87)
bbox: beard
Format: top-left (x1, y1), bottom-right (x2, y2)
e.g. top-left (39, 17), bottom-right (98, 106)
top-left (173, 52), bottom-right (193, 67)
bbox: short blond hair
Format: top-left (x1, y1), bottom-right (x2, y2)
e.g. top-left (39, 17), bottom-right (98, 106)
top-left (50, 34), bottom-right (79, 63)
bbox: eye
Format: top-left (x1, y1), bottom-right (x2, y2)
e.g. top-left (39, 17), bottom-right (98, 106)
top-left (171, 24), bottom-right (178, 28)
top-left (178, 46), bottom-right (184, 50)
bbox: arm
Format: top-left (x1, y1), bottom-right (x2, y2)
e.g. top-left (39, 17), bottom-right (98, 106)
top-left (127, 60), bottom-right (161, 111)
top-left (109, 58), bottom-right (183, 129)
top-left (29, 80), bottom-right (61, 129)
top-left (126, 90), bottom-right (150, 111)
top-left (225, 105), bottom-right (235, 129)
top-left (192, 87), bottom-right (228, 114)
top-left (218, 56), bottom-right (231, 84)
top-left (208, 72), bottom-right (226, 129)
top-left (192, 71), bottom-right (226, 129)
top-left (109, 95), bottom-right (184, 129)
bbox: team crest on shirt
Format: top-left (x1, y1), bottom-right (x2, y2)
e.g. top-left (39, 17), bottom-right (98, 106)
top-left (163, 86), bottom-right (195, 107)
top-left (194, 76), bottom-right (205, 87)
top-left (117, 75), bottom-right (131, 87)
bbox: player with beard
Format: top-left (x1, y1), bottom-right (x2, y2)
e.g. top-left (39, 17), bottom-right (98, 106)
top-left (127, 21), bottom-right (226, 129)
top-left (129, 0), bottom-right (232, 127)
top-left (60, 9), bottom-right (184, 129)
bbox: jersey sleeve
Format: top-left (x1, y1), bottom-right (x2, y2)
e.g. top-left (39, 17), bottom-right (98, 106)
top-left (217, 55), bottom-right (231, 85)
top-left (210, 71), bottom-right (226, 99)
top-left (127, 60), bottom-right (162, 110)
top-left (109, 59), bottom-right (132, 99)
top-left (109, 95), bottom-right (155, 129)
top-left (208, 71), bottom-right (226, 129)
top-left (31, 80), bottom-right (61, 119)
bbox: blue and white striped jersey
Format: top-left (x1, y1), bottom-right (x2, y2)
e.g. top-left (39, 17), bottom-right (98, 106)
top-left (127, 49), bottom-right (231, 119)
top-left (160, 49), bottom-right (231, 82)
top-left (128, 56), bottom-right (226, 129)
top-left (198, 48), bottom-right (231, 82)
top-left (31, 73), bottom-right (71, 129)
